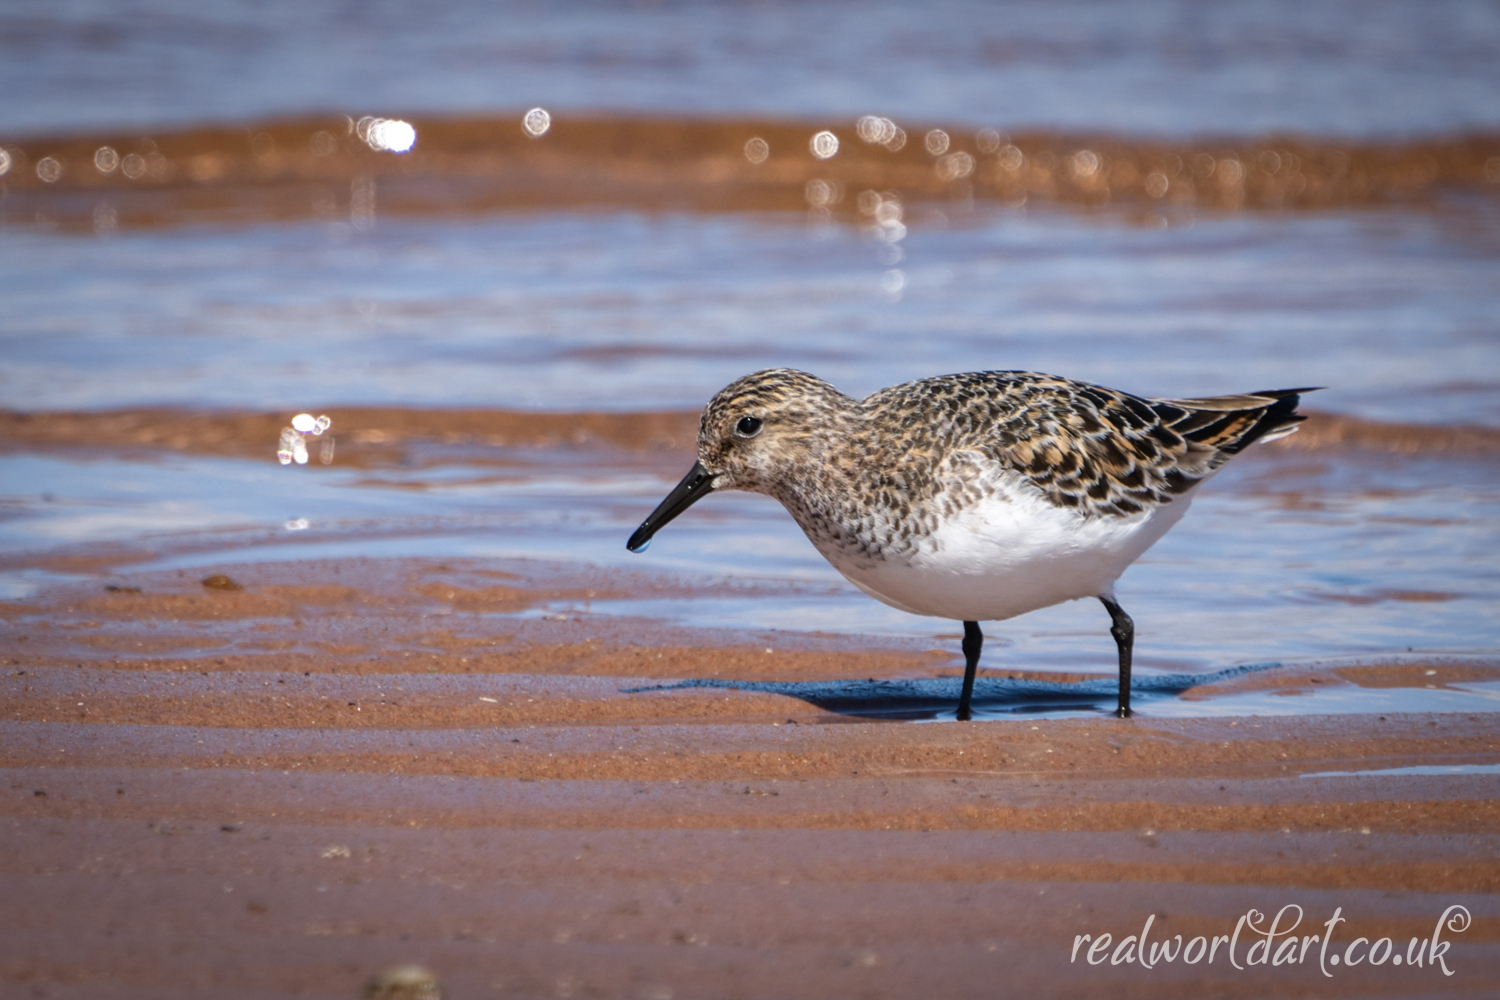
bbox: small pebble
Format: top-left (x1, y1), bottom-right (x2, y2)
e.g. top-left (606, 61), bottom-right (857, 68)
top-left (363, 965), bottom-right (442, 999)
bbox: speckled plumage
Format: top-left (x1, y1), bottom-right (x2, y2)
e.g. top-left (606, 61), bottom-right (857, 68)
top-left (630, 367), bottom-right (1313, 718)
top-left (695, 368), bottom-right (1306, 572)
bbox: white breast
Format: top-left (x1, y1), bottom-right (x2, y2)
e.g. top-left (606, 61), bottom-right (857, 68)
top-left (806, 465), bottom-right (1199, 622)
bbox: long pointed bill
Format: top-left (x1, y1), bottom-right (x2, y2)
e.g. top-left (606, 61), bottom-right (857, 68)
top-left (627, 461), bottom-right (716, 553)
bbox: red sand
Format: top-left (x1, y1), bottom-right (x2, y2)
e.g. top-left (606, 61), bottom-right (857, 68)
top-left (2, 412), bottom-right (1497, 997)
top-left (3, 549), bottom-right (1498, 998)
top-left (4, 113), bottom-right (1498, 232)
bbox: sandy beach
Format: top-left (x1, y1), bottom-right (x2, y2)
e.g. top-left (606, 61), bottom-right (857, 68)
top-left (5, 2), bottom-right (1499, 993)
top-left (4, 412), bottom-right (1497, 998)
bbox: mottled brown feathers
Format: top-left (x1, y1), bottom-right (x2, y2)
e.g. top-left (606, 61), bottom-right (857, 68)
top-left (697, 368), bottom-right (1312, 556)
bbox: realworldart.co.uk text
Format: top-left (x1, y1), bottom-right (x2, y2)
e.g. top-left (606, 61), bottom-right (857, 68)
top-left (1070, 905), bottom-right (1470, 976)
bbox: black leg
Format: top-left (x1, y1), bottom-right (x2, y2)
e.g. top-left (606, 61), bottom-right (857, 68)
top-left (956, 620), bottom-right (983, 721)
top-left (1099, 597), bottom-right (1134, 718)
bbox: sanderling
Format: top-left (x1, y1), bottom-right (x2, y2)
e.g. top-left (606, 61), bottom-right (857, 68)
top-left (628, 369), bottom-right (1314, 720)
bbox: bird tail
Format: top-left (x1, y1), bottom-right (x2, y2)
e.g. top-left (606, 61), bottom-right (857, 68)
top-left (1152, 387), bottom-right (1320, 455)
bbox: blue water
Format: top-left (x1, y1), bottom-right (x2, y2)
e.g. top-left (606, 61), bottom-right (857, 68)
top-left (3, 201), bottom-right (1498, 425)
top-left (1302, 763), bottom-right (1500, 778)
top-left (2, 0), bottom-right (1497, 694)
top-left (3, 0), bottom-right (1499, 136)
top-left (3, 431), bottom-right (1496, 675)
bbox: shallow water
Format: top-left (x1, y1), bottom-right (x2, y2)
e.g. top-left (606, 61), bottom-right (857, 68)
top-left (3, 0), bottom-right (1498, 716)
top-left (4, 195), bottom-right (1497, 697)
top-left (4, 191), bottom-right (1499, 692)
top-left (4, 200), bottom-right (1498, 423)
top-left (1302, 763), bottom-right (1500, 778)
top-left (4, 429), bottom-right (1497, 682)
top-left (6, 9), bottom-right (1500, 999)
top-left (632, 662), bottom-right (1500, 721)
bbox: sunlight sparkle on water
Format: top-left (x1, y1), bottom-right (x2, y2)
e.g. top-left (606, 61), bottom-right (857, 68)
top-left (359, 118), bottom-right (416, 153)
top-left (278, 415), bottom-right (333, 466)
top-left (1069, 150), bottom-right (1101, 178)
top-left (936, 152), bottom-right (974, 181)
top-left (856, 116), bottom-right (899, 146)
top-left (523, 108), bottom-right (552, 137)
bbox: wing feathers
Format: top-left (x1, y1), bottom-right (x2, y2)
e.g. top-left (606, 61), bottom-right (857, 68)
top-left (866, 373), bottom-right (1317, 521)
top-left (998, 379), bottom-right (1316, 516)
top-left (1156, 387), bottom-right (1317, 456)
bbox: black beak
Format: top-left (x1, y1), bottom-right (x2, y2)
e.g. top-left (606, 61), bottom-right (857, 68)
top-left (627, 461), bottom-right (716, 553)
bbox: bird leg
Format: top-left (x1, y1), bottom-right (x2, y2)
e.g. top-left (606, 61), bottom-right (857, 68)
top-left (1099, 597), bottom-right (1134, 718)
top-left (956, 620), bottom-right (983, 721)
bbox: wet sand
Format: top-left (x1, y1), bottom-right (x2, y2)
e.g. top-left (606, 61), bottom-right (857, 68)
top-left (7, 3), bottom-right (1500, 993)
top-left (6, 405), bottom-right (1498, 464)
top-left (5, 113), bottom-right (1499, 232)
top-left (3, 415), bottom-right (1498, 998)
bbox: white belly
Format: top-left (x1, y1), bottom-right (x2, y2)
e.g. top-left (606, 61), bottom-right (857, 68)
top-left (809, 481), bottom-right (1196, 622)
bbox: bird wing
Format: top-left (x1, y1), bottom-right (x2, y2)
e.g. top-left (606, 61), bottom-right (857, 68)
top-left (1152, 387), bottom-right (1317, 453)
top-left (925, 373), bottom-right (1315, 517)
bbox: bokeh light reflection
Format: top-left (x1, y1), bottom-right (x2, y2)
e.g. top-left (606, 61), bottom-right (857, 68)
top-left (309, 131), bottom-right (338, 157)
top-left (92, 203), bottom-right (117, 233)
top-left (856, 115), bottom-right (899, 146)
top-left (93, 147), bottom-right (119, 173)
top-left (278, 415), bottom-right (333, 467)
top-left (937, 151), bottom-right (974, 181)
top-left (1069, 149), bottom-right (1101, 178)
top-left (804, 178), bottom-right (842, 208)
top-left (743, 137), bottom-right (769, 164)
top-left (351, 175), bottom-right (376, 230)
top-left (360, 118), bottom-right (416, 153)
top-left (523, 108), bottom-right (552, 138)
top-left (861, 190), bottom-right (906, 244)
top-left (809, 130), bottom-right (839, 159)
top-left (880, 269), bottom-right (906, 298)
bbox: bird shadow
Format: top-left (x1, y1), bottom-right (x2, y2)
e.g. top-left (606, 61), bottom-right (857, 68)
top-left (623, 661), bottom-right (1283, 721)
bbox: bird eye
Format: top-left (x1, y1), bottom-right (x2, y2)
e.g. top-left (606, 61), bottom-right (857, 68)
top-left (735, 416), bottom-right (763, 438)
